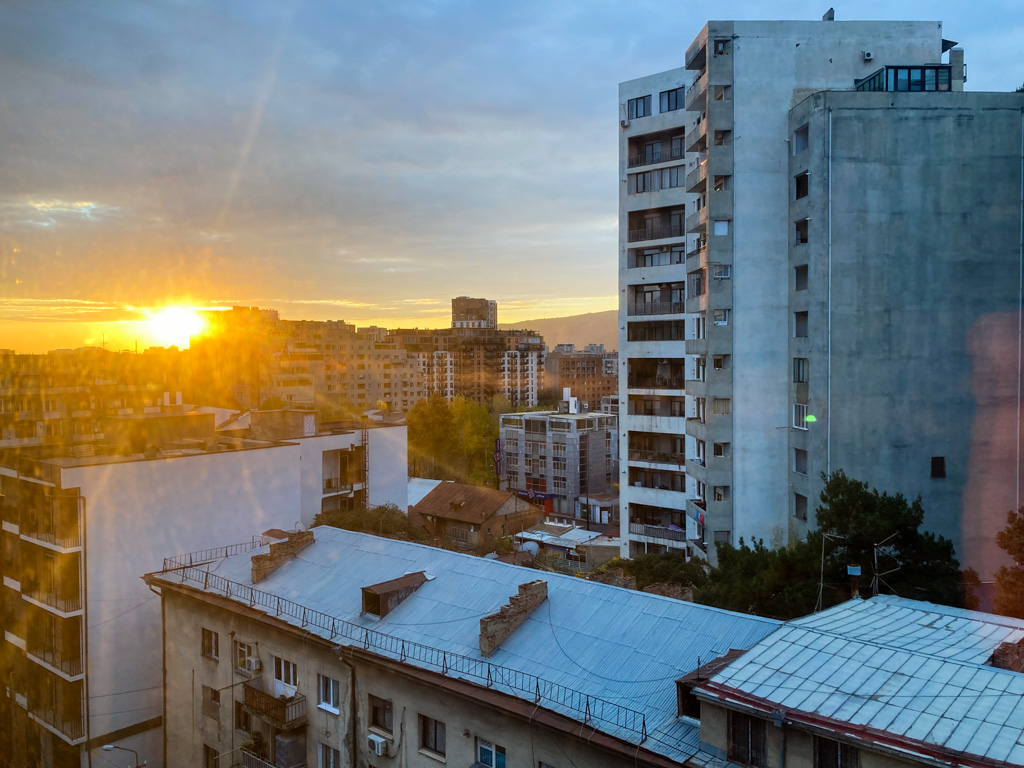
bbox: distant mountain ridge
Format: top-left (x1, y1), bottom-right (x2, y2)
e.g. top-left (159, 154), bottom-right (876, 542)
top-left (499, 309), bottom-right (618, 352)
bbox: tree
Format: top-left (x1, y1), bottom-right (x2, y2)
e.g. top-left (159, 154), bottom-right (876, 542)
top-left (995, 507), bottom-right (1024, 618)
top-left (451, 396), bottom-right (496, 485)
top-left (604, 553), bottom-right (709, 592)
top-left (406, 394), bottom-right (457, 479)
top-left (1016, 83), bottom-right (1024, 93)
top-left (314, 503), bottom-right (428, 541)
top-left (259, 396), bottom-right (285, 410)
top-left (815, 471), bottom-right (978, 609)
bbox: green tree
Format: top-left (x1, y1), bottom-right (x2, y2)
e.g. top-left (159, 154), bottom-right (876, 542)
top-left (259, 396), bottom-right (285, 410)
top-left (604, 553), bottom-right (709, 591)
top-left (314, 503), bottom-right (427, 541)
top-left (995, 507), bottom-right (1024, 618)
top-left (406, 394), bottom-right (457, 479)
top-left (451, 396), bottom-right (497, 485)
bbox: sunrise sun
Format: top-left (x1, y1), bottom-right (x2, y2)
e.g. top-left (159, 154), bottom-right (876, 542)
top-left (145, 307), bottom-right (206, 349)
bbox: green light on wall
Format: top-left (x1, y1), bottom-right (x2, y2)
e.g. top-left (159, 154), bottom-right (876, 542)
top-left (805, 414), bottom-right (817, 423)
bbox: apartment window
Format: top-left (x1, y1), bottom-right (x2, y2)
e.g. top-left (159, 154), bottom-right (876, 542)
top-left (931, 456), bottom-right (946, 479)
top-left (793, 358), bottom-right (809, 383)
top-left (794, 492), bottom-right (809, 521)
top-left (712, 398), bottom-right (731, 416)
top-left (794, 403), bottom-right (810, 430)
top-left (714, 38), bottom-right (730, 55)
top-left (713, 442), bottom-right (729, 458)
top-left (660, 87), bottom-right (684, 112)
top-left (713, 174), bottom-right (730, 192)
top-left (202, 685), bottom-right (220, 721)
top-left (795, 172), bottom-right (809, 200)
top-left (318, 674), bottom-right (340, 713)
top-left (688, 269), bottom-right (706, 297)
top-left (713, 486), bottom-right (730, 502)
top-left (714, 130), bottom-right (732, 146)
top-left (370, 694), bottom-right (393, 734)
top-left (729, 713), bottom-right (767, 767)
top-left (714, 530), bottom-right (730, 546)
top-left (794, 448), bottom-right (808, 475)
top-left (712, 309), bottom-right (730, 326)
top-left (419, 714), bottom-right (446, 756)
top-left (234, 640), bottom-right (253, 670)
top-left (815, 737), bottom-right (860, 768)
top-left (478, 739), bottom-right (507, 768)
top-left (795, 219), bottom-right (809, 244)
top-left (713, 220), bottom-right (730, 236)
top-left (712, 264), bottom-right (731, 280)
top-left (274, 655), bottom-right (298, 694)
top-left (235, 700), bottom-right (252, 734)
top-left (628, 95), bottom-right (652, 119)
top-left (320, 744), bottom-right (342, 768)
top-left (713, 354), bottom-right (729, 370)
top-left (203, 746), bottom-right (218, 768)
top-left (713, 85), bottom-right (731, 101)
top-left (794, 312), bottom-right (809, 338)
top-left (201, 628), bottom-right (219, 660)
top-left (794, 264), bottom-right (809, 291)
top-left (793, 124), bottom-right (809, 154)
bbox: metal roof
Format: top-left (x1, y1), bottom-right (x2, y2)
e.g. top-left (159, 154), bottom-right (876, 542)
top-left (708, 596), bottom-right (1024, 766)
top-left (153, 526), bottom-right (779, 762)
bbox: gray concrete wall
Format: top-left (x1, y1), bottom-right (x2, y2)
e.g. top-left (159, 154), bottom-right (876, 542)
top-left (791, 90), bottom-right (1024, 577)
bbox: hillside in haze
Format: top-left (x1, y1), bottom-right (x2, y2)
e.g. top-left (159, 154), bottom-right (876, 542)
top-left (499, 309), bottom-right (618, 351)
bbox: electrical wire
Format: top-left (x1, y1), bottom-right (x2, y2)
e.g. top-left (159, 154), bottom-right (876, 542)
top-left (87, 595), bottom-right (157, 629)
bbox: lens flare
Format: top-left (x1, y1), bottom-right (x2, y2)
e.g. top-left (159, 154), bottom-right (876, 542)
top-left (145, 307), bottom-right (205, 348)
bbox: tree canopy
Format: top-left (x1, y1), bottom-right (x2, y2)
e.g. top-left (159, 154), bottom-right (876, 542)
top-left (406, 394), bottom-right (501, 485)
top-left (995, 507), bottom-right (1024, 618)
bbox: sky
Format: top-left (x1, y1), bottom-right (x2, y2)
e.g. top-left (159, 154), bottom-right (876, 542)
top-left (1, 0), bottom-right (1022, 352)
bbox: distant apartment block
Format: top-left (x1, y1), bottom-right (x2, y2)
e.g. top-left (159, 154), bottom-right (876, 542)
top-left (619, 18), bottom-right (1024, 574)
top-left (500, 391), bottom-right (617, 521)
top-left (451, 295), bottom-right (497, 329)
top-left (0, 413), bottom-right (406, 768)
top-left (550, 343), bottom-right (618, 410)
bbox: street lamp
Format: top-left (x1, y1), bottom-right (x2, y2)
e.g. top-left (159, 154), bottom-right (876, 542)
top-left (101, 745), bottom-right (146, 768)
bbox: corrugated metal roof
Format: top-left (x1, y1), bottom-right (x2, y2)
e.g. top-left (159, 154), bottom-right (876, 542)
top-left (709, 596), bottom-right (1024, 766)
top-left (154, 526), bottom-right (779, 762)
top-left (412, 482), bottom-right (527, 524)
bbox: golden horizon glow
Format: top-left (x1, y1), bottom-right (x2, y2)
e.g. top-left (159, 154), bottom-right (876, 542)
top-left (144, 307), bottom-right (207, 349)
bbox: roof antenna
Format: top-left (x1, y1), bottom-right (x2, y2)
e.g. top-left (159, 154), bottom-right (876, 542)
top-left (822, 7), bottom-right (835, 21)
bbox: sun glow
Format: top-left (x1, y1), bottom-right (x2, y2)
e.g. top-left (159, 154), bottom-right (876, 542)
top-left (145, 307), bottom-right (206, 348)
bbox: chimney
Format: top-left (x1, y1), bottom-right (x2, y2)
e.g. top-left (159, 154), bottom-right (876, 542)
top-left (990, 639), bottom-right (1024, 673)
top-left (480, 580), bottom-right (548, 657)
top-left (251, 530), bottom-right (315, 584)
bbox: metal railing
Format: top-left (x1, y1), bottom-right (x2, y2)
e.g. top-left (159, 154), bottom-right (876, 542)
top-left (627, 225), bottom-right (685, 243)
top-left (160, 563), bottom-right (651, 742)
top-left (323, 477), bottom-right (354, 494)
top-left (21, 529), bottom-right (82, 550)
top-left (628, 449), bottom-right (685, 465)
top-left (243, 681), bottom-right (307, 730)
top-left (27, 646), bottom-right (83, 677)
top-left (243, 751), bottom-right (293, 768)
top-left (627, 302), bottom-right (685, 317)
top-left (29, 706), bottom-right (84, 741)
top-left (626, 375), bottom-right (685, 390)
top-left (163, 537), bottom-right (267, 571)
top-left (627, 146), bottom-right (685, 169)
top-left (23, 586), bottom-right (82, 614)
top-left (629, 523), bottom-right (688, 542)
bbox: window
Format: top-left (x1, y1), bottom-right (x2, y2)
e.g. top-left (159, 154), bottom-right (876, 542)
top-left (794, 403), bottom-right (809, 429)
top-left (815, 737), bottom-right (860, 768)
top-left (628, 95), bottom-right (652, 119)
top-left (794, 264), bottom-right (809, 291)
top-left (795, 172), bottom-right (809, 199)
top-left (419, 714), bottom-right (446, 756)
top-left (714, 530), bottom-right (730, 546)
top-left (713, 355), bottom-right (729, 370)
top-left (274, 655), bottom-right (298, 697)
top-left (202, 685), bottom-right (220, 721)
top-left (712, 309), bottom-right (730, 326)
top-left (712, 398), bottom-right (731, 415)
top-left (201, 628), bottom-right (219, 660)
top-left (234, 640), bottom-right (253, 670)
top-left (320, 743), bottom-right (341, 768)
top-left (794, 448), bottom-right (808, 474)
top-left (318, 674), bottom-right (340, 713)
top-left (931, 456), bottom-right (946, 479)
top-left (711, 264), bottom-right (731, 279)
top-left (713, 486), bottom-right (730, 502)
top-left (713, 442), bottom-right (729, 457)
top-left (688, 269), bottom-right (706, 298)
top-left (713, 220), bottom-right (730, 236)
top-left (793, 358), bottom-right (809, 383)
top-left (713, 85), bottom-right (731, 101)
top-left (660, 87), bottom-right (684, 112)
top-left (794, 312), bottom-right (809, 338)
top-left (235, 700), bottom-right (252, 733)
top-left (795, 218), bottom-right (809, 244)
top-left (714, 38), bottom-right (730, 55)
top-left (793, 124), bottom-right (809, 154)
top-left (729, 713), bottom-right (767, 767)
top-left (714, 130), bottom-right (731, 146)
top-left (370, 694), bottom-right (393, 734)
top-left (203, 745), bottom-right (218, 768)
top-left (795, 493), bottom-right (809, 521)
top-left (478, 739), bottom-right (506, 768)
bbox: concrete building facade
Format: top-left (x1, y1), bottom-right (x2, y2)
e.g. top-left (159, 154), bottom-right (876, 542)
top-left (619, 18), bottom-right (1023, 573)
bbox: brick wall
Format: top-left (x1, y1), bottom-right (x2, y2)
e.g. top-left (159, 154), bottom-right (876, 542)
top-left (479, 580), bottom-right (548, 657)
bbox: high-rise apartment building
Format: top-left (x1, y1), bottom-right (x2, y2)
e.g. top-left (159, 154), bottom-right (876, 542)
top-left (451, 296), bottom-right (498, 329)
top-left (619, 18), bottom-right (1024, 573)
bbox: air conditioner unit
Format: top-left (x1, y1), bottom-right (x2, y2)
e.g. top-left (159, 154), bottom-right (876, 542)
top-left (368, 733), bottom-right (388, 756)
top-left (244, 656), bottom-right (262, 673)
top-left (620, 119), bottom-right (630, 128)
top-left (863, 51), bottom-right (874, 61)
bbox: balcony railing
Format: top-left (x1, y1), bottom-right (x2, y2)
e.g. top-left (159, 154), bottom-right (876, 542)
top-left (21, 529), bottom-right (82, 550)
top-left (322, 476), bottom-right (354, 494)
top-left (243, 750), bottom-right (299, 768)
top-left (627, 375), bottom-right (685, 390)
top-left (629, 522), bottom-right (688, 542)
top-left (627, 302), bottom-right (685, 317)
top-left (27, 647), bottom-right (83, 678)
top-left (29, 705), bottom-right (84, 742)
top-left (627, 146), bottom-right (685, 169)
top-left (243, 680), bottom-right (307, 731)
top-left (627, 224), bottom-right (685, 243)
top-left (628, 449), bottom-right (685, 465)
top-left (23, 587), bottom-right (83, 614)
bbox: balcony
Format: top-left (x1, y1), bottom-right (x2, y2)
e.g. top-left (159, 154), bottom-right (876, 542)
top-left (686, 153), bottom-right (707, 193)
top-left (322, 476), bottom-right (354, 494)
top-left (22, 586), bottom-right (83, 616)
top-left (629, 522), bottom-right (688, 543)
top-left (243, 680), bottom-right (307, 731)
top-left (627, 301), bottom-right (685, 317)
top-left (28, 706), bottom-right (85, 743)
top-left (684, 70), bottom-right (707, 111)
top-left (21, 529), bottom-right (82, 551)
top-left (244, 751), bottom-right (301, 768)
top-left (627, 145), bottom-right (685, 169)
top-left (627, 448), bottom-right (685, 467)
top-left (27, 647), bottom-right (83, 680)
top-left (627, 374), bottom-right (685, 391)
top-left (627, 224), bottom-right (685, 244)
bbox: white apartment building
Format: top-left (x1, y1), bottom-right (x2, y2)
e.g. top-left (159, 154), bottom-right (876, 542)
top-left (0, 423), bottom-right (407, 768)
top-left (620, 18), bottom-right (1023, 574)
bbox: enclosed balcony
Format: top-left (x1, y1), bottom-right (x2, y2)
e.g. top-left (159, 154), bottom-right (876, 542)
top-left (626, 207), bottom-right (685, 244)
top-left (626, 359), bottom-right (685, 392)
top-left (627, 282), bottom-right (686, 318)
top-left (243, 679), bottom-right (307, 731)
top-left (627, 129), bottom-right (686, 169)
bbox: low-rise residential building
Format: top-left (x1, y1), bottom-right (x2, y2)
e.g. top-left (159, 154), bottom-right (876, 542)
top-left (500, 392), bottom-right (618, 520)
top-left (144, 527), bottom-right (781, 768)
top-left (514, 521), bottom-right (619, 572)
top-left (0, 417), bottom-right (407, 768)
top-left (408, 481), bottom-right (540, 551)
top-left (688, 596), bottom-right (1024, 768)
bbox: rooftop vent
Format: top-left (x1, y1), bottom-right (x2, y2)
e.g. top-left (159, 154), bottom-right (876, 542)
top-left (479, 580), bottom-right (548, 657)
top-left (361, 572), bottom-right (428, 618)
top-left (250, 530), bottom-right (314, 584)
